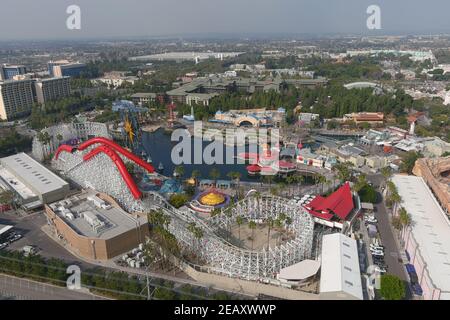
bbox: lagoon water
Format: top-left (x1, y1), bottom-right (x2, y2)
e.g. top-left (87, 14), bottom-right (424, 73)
top-left (141, 129), bottom-right (260, 182)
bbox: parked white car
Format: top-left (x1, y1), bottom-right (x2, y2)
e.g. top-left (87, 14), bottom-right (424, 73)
top-left (374, 266), bottom-right (387, 274)
top-left (371, 250), bottom-right (385, 257)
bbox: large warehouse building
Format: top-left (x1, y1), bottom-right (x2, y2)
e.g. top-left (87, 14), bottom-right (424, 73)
top-left (0, 153), bottom-right (69, 209)
top-left (392, 174), bottom-right (450, 300)
top-left (319, 233), bottom-right (363, 300)
top-left (44, 189), bottom-right (149, 260)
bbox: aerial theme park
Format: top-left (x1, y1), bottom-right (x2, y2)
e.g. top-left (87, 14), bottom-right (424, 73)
top-left (17, 96), bottom-right (365, 300)
top-left (7, 3), bottom-right (450, 304)
top-left (46, 102), bottom-right (319, 281)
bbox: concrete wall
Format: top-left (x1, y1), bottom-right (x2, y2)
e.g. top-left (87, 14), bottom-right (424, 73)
top-left (174, 259), bottom-right (319, 300)
top-left (403, 227), bottom-right (441, 300)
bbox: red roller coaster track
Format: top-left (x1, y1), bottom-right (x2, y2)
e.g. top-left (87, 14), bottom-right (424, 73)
top-left (54, 137), bottom-right (155, 199)
top-left (83, 145), bottom-right (142, 199)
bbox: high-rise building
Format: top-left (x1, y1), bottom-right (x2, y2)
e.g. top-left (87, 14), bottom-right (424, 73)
top-left (34, 76), bottom-right (71, 104)
top-left (47, 60), bottom-right (69, 77)
top-left (0, 64), bottom-right (27, 80)
top-left (48, 60), bottom-right (86, 77)
top-left (0, 79), bottom-right (34, 120)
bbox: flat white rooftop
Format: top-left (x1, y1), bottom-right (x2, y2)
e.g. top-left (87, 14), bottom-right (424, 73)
top-left (320, 233), bottom-right (363, 300)
top-left (0, 153), bottom-right (68, 195)
top-left (392, 175), bottom-right (450, 297)
top-left (52, 190), bottom-right (147, 239)
top-left (0, 224), bottom-right (13, 237)
top-left (0, 167), bottom-right (37, 200)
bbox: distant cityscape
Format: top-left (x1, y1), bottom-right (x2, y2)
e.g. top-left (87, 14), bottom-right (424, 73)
top-left (0, 33), bottom-right (450, 302)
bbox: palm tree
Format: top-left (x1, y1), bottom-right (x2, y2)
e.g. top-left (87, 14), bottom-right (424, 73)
top-left (285, 216), bottom-right (293, 229)
top-left (211, 208), bottom-right (221, 218)
top-left (236, 216), bottom-right (244, 241)
top-left (226, 171), bottom-right (234, 180)
top-left (263, 174), bottom-right (274, 187)
top-left (381, 167), bottom-right (393, 186)
top-left (294, 175), bottom-right (305, 195)
top-left (225, 208), bottom-right (233, 241)
top-left (174, 165), bottom-right (185, 180)
top-left (38, 131), bottom-right (52, 159)
top-left (188, 222), bottom-right (203, 251)
top-left (386, 181), bottom-right (397, 195)
top-left (56, 133), bottom-right (63, 147)
top-left (325, 179), bottom-right (332, 193)
top-left (193, 226), bottom-right (204, 250)
top-left (191, 169), bottom-right (201, 186)
top-left (248, 221), bottom-right (257, 250)
top-left (274, 218), bottom-right (283, 245)
top-left (209, 168), bottom-right (221, 186)
top-left (227, 171), bottom-right (242, 194)
top-left (353, 174), bottom-right (368, 193)
top-left (398, 207), bottom-right (411, 237)
top-left (316, 174), bottom-right (327, 194)
top-left (266, 217), bottom-right (274, 249)
top-left (390, 191), bottom-right (402, 209)
top-left (148, 209), bottom-right (170, 231)
top-left (334, 162), bottom-right (352, 183)
top-left (286, 175), bottom-right (295, 196)
top-left (253, 191), bottom-right (262, 216)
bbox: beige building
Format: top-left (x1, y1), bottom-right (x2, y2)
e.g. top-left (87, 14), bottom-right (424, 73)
top-left (422, 137), bottom-right (450, 158)
top-left (0, 79), bottom-right (34, 120)
top-left (34, 77), bottom-right (71, 104)
top-left (186, 93), bottom-right (219, 106)
top-left (51, 62), bottom-right (86, 78)
top-left (92, 71), bottom-right (139, 89)
top-left (45, 190), bottom-right (149, 260)
top-left (343, 112), bottom-right (384, 124)
top-left (365, 155), bottom-right (388, 170)
top-left (130, 92), bottom-right (157, 106)
top-left (413, 157), bottom-right (450, 215)
top-left (332, 144), bottom-right (367, 168)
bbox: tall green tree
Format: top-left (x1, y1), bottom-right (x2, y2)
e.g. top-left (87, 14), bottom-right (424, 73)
top-left (236, 216), bottom-right (244, 242)
top-left (380, 274), bottom-right (406, 300)
top-left (209, 168), bottom-right (221, 184)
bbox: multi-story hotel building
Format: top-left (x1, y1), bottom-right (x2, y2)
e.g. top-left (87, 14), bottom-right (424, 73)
top-left (34, 76), bottom-right (71, 104)
top-left (49, 61), bottom-right (86, 77)
top-left (0, 79), bottom-right (34, 120)
top-left (0, 64), bottom-right (27, 81)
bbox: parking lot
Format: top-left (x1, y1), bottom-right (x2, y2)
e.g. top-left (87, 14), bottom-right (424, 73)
top-left (0, 211), bottom-right (95, 269)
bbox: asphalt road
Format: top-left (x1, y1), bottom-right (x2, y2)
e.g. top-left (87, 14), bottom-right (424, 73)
top-left (1, 211), bottom-right (96, 269)
top-left (0, 274), bottom-right (105, 300)
top-left (367, 174), bottom-right (412, 299)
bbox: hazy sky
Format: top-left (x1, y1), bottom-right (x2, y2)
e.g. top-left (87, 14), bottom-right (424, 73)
top-left (1, 0), bottom-right (450, 40)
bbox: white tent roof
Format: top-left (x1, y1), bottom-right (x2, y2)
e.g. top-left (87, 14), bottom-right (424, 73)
top-left (278, 259), bottom-right (320, 281)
